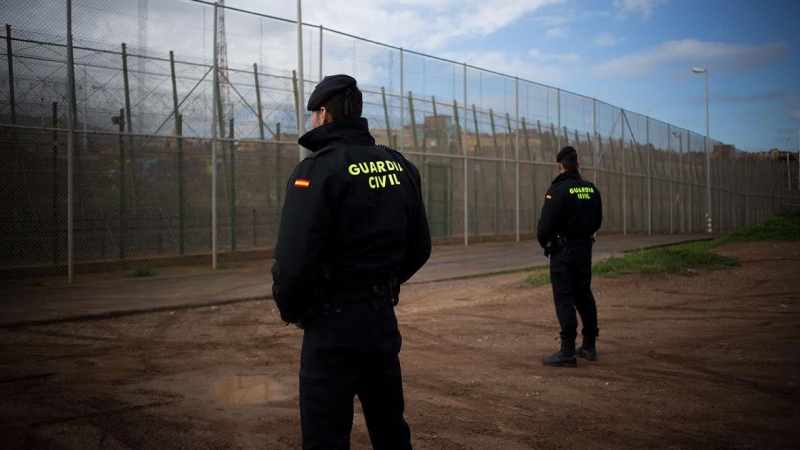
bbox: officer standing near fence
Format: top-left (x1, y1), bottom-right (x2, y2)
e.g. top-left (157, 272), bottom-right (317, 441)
top-left (271, 74), bottom-right (431, 449)
top-left (537, 145), bottom-right (603, 367)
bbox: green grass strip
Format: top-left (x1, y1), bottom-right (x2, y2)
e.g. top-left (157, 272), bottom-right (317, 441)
top-left (524, 208), bottom-right (799, 285)
top-left (711, 209), bottom-right (800, 247)
top-left (593, 243), bottom-right (738, 278)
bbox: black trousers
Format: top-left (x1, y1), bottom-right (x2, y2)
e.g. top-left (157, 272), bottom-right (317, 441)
top-left (299, 296), bottom-right (412, 450)
top-left (549, 242), bottom-right (598, 343)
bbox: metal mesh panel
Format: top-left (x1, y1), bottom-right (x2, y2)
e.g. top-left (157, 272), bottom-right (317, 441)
top-left (1, 0), bottom-right (798, 281)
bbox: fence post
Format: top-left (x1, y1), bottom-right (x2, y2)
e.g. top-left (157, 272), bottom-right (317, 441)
top-left (399, 48), bottom-right (404, 152)
top-left (536, 120), bottom-right (543, 159)
top-left (757, 157), bottom-right (761, 222)
top-left (170, 52), bottom-right (186, 255)
top-left (557, 88), bottom-right (561, 150)
top-left (646, 116), bottom-right (651, 235)
top-left (431, 96), bottom-right (440, 152)
top-left (592, 99), bottom-right (598, 186)
top-left (276, 123), bottom-right (282, 208)
top-left (381, 87), bottom-right (391, 146)
top-left (407, 91), bottom-right (419, 153)
top-left (621, 110), bottom-right (627, 236)
top-left (678, 130), bottom-right (684, 233)
top-left (454, 99), bottom-right (466, 245)
top-left (66, 0), bottom-right (77, 282)
top-left (229, 118), bottom-right (236, 251)
top-left (668, 124), bottom-right (673, 234)
top-left (408, 91), bottom-right (424, 195)
top-left (292, 69), bottom-right (299, 126)
top-left (506, 112), bottom-right (515, 235)
top-left (6, 24), bottom-right (20, 241)
top-left (687, 135), bottom-right (693, 232)
top-left (212, 2), bottom-right (219, 270)
top-left (463, 64), bottom-right (468, 245)
top-left (117, 108), bottom-right (126, 259)
top-left (121, 43), bottom-right (135, 211)
top-left (52, 102), bottom-right (59, 265)
top-left (522, 117), bottom-right (535, 222)
top-left (514, 77), bottom-right (520, 242)
top-left (253, 63), bottom-right (272, 221)
top-left (744, 157), bottom-right (749, 225)
top-left (177, 115), bottom-right (185, 254)
top-left (731, 150), bottom-right (736, 230)
top-left (253, 63), bottom-right (269, 228)
top-left (489, 109), bottom-right (499, 235)
top-left (472, 104), bottom-right (481, 236)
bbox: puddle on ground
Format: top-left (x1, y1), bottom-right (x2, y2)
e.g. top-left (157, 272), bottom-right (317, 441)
top-left (212, 376), bottom-right (293, 405)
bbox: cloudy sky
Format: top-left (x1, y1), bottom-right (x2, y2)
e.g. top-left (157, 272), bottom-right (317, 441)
top-left (228, 0), bottom-right (799, 151)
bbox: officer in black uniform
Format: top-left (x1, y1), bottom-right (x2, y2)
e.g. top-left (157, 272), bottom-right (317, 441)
top-left (537, 146), bottom-right (602, 368)
top-left (271, 74), bottom-right (431, 449)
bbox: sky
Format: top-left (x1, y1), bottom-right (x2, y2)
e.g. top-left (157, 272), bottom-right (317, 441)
top-left (227, 0), bottom-right (800, 152)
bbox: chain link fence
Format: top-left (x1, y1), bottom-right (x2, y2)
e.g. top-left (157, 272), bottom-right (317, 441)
top-left (1, 0), bottom-right (798, 281)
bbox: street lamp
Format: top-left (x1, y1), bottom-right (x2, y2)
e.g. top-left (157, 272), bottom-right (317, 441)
top-left (693, 67), bottom-right (712, 233)
top-left (296, 0), bottom-right (308, 160)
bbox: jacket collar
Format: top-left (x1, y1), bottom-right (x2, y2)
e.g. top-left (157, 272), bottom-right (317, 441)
top-left (551, 168), bottom-right (582, 185)
top-left (297, 117), bottom-right (376, 152)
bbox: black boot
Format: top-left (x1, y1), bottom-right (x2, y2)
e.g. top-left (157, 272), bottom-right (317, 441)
top-left (576, 330), bottom-right (597, 361)
top-left (542, 340), bottom-right (577, 367)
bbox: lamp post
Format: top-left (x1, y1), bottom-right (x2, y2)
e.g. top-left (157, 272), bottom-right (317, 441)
top-left (693, 67), bottom-right (712, 233)
top-left (296, 0), bottom-right (308, 160)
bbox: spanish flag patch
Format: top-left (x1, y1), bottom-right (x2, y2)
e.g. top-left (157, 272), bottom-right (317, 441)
top-left (294, 178), bottom-right (310, 188)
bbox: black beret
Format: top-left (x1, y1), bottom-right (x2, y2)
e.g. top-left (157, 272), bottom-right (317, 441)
top-left (307, 74), bottom-right (357, 111)
top-left (556, 146), bottom-right (577, 162)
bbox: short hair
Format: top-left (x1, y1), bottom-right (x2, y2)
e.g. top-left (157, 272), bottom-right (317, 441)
top-left (559, 151), bottom-right (578, 170)
top-left (322, 87), bottom-right (363, 121)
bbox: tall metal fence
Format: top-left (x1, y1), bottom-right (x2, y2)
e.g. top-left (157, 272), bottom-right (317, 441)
top-left (1, 0), bottom-right (798, 280)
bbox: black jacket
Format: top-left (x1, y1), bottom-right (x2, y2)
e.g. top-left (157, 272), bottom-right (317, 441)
top-left (271, 118), bottom-right (432, 323)
top-left (537, 169), bottom-right (602, 248)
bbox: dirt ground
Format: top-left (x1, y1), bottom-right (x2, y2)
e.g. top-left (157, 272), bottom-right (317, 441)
top-left (1, 242), bottom-right (799, 449)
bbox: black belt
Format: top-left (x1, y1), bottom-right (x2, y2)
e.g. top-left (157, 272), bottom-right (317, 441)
top-left (326, 280), bottom-right (398, 305)
top-left (557, 235), bottom-right (595, 244)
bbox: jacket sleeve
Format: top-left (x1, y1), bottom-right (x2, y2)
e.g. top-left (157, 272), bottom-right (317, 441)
top-left (537, 186), bottom-right (562, 248)
top-left (398, 166), bottom-right (431, 284)
top-left (271, 158), bottom-right (335, 323)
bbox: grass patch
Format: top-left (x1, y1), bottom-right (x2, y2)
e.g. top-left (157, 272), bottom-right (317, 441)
top-left (523, 272), bottom-right (551, 287)
top-left (524, 209), bottom-right (799, 285)
top-left (218, 262), bottom-right (245, 270)
top-left (711, 209), bottom-right (800, 247)
top-left (130, 265), bottom-right (158, 277)
top-left (26, 280), bottom-right (44, 287)
top-left (594, 243), bottom-right (739, 278)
